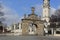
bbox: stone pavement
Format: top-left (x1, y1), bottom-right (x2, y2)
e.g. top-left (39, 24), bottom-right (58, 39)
top-left (0, 36), bottom-right (60, 40)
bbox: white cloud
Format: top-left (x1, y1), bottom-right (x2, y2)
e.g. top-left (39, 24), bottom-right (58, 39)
top-left (50, 7), bottom-right (56, 15)
top-left (34, 4), bottom-right (56, 17)
top-left (0, 5), bottom-right (20, 26)
top-left (58, 6), bottom-right (60, 9)
top-left (50, 6), bottom-right (60, 16)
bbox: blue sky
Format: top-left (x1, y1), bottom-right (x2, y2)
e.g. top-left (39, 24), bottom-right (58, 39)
top-left (1, 0), bottom-right (42, 16)
top-left (1, 0), bottom-right (60, 16)
top-left (0, 0), bottom-right (60, 25)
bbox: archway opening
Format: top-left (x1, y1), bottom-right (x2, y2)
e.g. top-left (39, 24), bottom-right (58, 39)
top-left (28, 23), bottom-right (38, 35)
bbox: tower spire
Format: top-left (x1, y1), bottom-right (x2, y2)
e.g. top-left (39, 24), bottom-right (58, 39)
top-left (31, 7), bottom-right (35, 14)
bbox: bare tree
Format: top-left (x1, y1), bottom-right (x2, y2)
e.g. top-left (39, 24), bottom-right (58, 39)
top-left (49, 9), bottom-right (60, 35)
top-left (0, 3), bottom-right (5, 32)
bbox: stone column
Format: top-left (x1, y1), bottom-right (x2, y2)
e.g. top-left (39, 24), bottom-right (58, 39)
top-left (19, 23), bottom-right (21, 30)
top-left (14, 24), bottom-right (16, 33)
top-left (37, 23), bottom-right (44, 36)
top-left (22, 23), bottom-right (29, 35)
top-left (51, 28), bottom-right (54, 35)
top-left (54, 30), bottom-right (56, 36)
top-left (18, 23), bottom-right (22, 35)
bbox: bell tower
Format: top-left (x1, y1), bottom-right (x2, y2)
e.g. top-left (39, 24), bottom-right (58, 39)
top-left (43, 0), bottom-right (50, 22)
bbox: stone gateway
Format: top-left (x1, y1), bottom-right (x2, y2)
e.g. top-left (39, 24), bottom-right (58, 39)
top-left (21, 7), bottom-right (44, 36)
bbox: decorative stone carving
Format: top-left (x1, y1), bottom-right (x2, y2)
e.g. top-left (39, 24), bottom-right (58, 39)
top-left (21, 7), bottom-right (44, 36)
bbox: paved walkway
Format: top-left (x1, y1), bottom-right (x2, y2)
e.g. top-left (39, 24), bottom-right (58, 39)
top-left (0, 36), bottom-right (60, 40)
